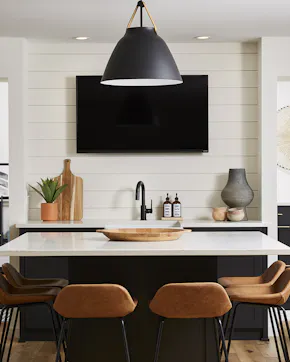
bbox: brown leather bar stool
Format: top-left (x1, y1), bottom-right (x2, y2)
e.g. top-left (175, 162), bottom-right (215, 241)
top-left (53, 284), bottom-right (137, 362)
top-left (0, 273), bottom-right (60, 362)
top-left (218, 260), bottom-right (286, 288)
top-left (225, 268), bottom-right (290, 362)
top-left (2, 262), bottom-right (69, 351)
top-left (218, 260), bottom-right (287, 345)
top-left (149, 282), bottom-right (232, 362)
top-left (2, 263), bottom-right (68, 289)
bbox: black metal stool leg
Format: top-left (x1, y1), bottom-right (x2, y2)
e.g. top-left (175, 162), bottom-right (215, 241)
top-left (45, 303), bottom-right (62, 362)
top-left (216, 317), bottom-right (229, 362)
top-left (213, 318), bottom-right (221, 361)
top-left (55, 311), bottom-right (68, 361)
top-left (223, 309), bottom-right (231, 336)
top-left (57, 314), bottom-right (68, 343)
top-left (0, 307), bottom-right (12, 360)
top-left (120, 318), bottom-right (131, 362)
top-left (56, 319), bottom-right (67, 362)
top-left (220, 308), bottom-right (232, 356)
top-left (277, 307), bottom-right (290, 361)
top-left (272, 307), bottom-right (289, 362)
top-left (221, 314), bottom-right (225, 328)
top-left (6, 307), bottom-right (19, 362)
top-left (227, 302), bottom-right (241, 355)
top-left (154, 317), bottom-right (165, 362)
top-left (269, 307), bottom-right (282, 362)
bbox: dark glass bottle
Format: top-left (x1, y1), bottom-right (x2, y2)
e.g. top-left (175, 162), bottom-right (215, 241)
top-left (172, 193), bottom-right (181, 217)
top-left (163, 193), bottom-right (172, 217)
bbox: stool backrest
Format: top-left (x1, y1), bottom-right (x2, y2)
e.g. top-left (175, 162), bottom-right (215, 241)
top-left (150, 282), bottom-right (232, 319)
top-left (0, 273), bottom-right (14, 304)
top-left (274, 268), bottom-right (290, 304)
top-left (262, 260), bottom-right (286, 284)
top-left (2, 263), bottom-right (24, 288)
top-left (53, 284), bottom-right (136, 318)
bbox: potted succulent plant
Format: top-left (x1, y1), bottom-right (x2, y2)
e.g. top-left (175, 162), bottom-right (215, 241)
top-left (29, 178), bottom-right (67, 221)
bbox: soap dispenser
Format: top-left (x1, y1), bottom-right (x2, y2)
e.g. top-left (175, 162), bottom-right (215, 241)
top-left (173, 193), bottom-right (181, 217)
top-left (163, 194), bottom-right (172, 217)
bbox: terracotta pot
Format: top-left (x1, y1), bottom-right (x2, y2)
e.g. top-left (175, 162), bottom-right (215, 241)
top-left (41, 203), bottom-right (58, 221)
top-left (212, 207), bottom-right (227, 221)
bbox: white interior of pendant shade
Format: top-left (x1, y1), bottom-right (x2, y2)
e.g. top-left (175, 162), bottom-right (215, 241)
top-left (101, 78), bottom-right (183, 86)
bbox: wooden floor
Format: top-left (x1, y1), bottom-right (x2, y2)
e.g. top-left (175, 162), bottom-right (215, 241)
top-left (4, 338), bottom-right (284, 361)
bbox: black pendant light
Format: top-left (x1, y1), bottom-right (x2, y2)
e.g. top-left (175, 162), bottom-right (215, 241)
top-left (101, 1), bottom-right (182, 86)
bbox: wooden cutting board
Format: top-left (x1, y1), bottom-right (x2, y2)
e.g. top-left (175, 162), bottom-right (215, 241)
top-left (54, 159), bottom-right (83, 221)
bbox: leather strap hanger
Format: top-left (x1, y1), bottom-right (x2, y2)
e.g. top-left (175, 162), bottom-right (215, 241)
top-left (127, 1), bottom-right (158, 32)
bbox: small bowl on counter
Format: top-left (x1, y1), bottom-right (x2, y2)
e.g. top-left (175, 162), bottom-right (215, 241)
top-left (212, 207), bottom-right (228, 221)
top-left (227, 208), bottom-right (245, 222)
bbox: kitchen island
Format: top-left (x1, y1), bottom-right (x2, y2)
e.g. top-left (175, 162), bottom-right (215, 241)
top-left (0, 231), bottom-right (288, 362)
top-left (0, 230), bottom-right (285, 256)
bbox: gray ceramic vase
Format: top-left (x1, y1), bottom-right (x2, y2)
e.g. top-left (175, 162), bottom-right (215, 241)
top-left (221, 168), bottom-right (254, 208)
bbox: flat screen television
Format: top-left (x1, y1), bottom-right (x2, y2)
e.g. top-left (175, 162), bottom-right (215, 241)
top-left (76, 75), bottom-right (208, 153)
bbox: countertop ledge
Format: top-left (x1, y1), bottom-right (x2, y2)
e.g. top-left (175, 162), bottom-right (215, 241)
top-left (16, 220), bottom-right (270, 229)
top-left (0, 231), bottom-right (287, 256)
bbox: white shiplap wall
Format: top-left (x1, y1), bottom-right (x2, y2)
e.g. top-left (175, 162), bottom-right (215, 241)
top-left (27, 41), bottom-right (259, 220)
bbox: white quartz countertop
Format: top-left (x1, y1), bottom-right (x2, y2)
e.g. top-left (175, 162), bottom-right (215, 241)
top-left (16, 220), bottom-right (269, 229)
top-left (0, 231), bottom-right (287, 257)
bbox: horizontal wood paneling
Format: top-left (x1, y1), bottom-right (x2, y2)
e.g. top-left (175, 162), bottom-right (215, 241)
top-left (209, 105), bottom-right (258, 122)
top-left (28, 106), bottom-right (76, 123)
top-left (209, 88), bottom-right (257, 105)
top-left (29, 54), bottom-right (257, 72)
top-left (28, 70), bottom-right (258, 89)
top-left (28, 42), bottom-right (257, 54)
top-left (28, 122), bottom-right (258, 140)
top-left (28, 122), bottom-right (76, 140)
top-left (29, 189), bottom-right (260, 209)
top-left (26, 173), bottom-right (259, 191)
top-left (28, 206), bottom-right (260, 221)
top-left (27, 41), bottom-right (260, 221)
top-left (209, 122), bottom-right (257, 139)
top-left (27, 156), bottom-right (258, 174)
top-left (27, 139), bottom-right (257, 157)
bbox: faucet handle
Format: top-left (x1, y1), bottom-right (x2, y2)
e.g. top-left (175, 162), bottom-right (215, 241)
top-left (146, 200), bottom-right (153, 214)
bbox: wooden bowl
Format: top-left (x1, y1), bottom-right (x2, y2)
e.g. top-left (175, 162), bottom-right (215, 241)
top-left (96, 228), bottom-right (192, 242)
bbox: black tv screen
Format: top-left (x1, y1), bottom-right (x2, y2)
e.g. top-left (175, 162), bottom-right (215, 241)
top-left (76, 75), bottom-right (208, 153)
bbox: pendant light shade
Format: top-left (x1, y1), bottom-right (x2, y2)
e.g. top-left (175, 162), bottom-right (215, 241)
top-left (101, 2), bottom-right (182, 86)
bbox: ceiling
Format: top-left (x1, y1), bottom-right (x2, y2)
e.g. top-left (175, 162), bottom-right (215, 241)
top-left (1, 0), bottom-right (290, 42)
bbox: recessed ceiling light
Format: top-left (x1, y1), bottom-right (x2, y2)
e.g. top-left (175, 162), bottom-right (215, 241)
top-left (74, 37), bottom-right (89, 40)
top-left (195, 36), bottom-right (211, 40)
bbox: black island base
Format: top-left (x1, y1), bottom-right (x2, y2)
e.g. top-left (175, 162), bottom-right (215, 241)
top-left (20, 255), bottom-right (267, 362)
